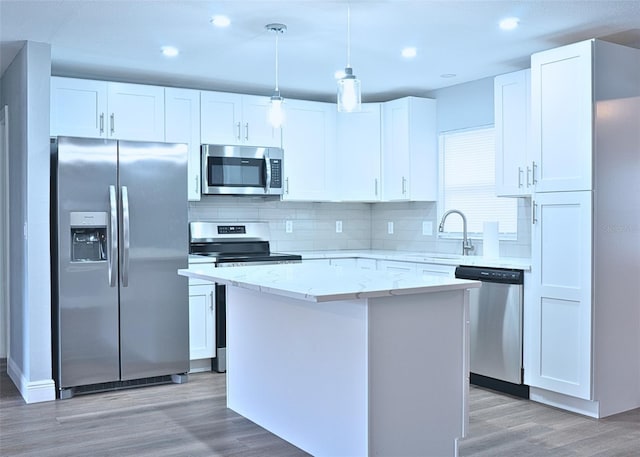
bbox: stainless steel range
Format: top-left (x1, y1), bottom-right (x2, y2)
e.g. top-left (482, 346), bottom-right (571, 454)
top-left (189, 221), bottom-right (302, 372)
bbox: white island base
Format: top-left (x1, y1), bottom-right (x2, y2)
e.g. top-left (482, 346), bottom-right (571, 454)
top-left (179, 264), bottom-right (479, 456)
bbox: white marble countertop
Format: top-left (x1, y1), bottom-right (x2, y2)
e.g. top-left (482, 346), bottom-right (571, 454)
top-left (282, 249), bottom-right (531, 271)
top-left (179, 262), bottom-right (481, 303)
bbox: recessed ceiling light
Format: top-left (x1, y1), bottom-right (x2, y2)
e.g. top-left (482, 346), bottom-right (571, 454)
top-left (161, 46), bottom-right (179, 57)
top-left (401, 47), bottom-right (417, 58)
top-left (499, 17), bottom-right (520, 30)
top-left (440, 73), bottom-right (456, 79)
top-left (211, 15), bottom-right (231, 27)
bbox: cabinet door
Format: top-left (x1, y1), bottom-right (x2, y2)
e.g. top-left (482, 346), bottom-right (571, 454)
top-left (281, 99), bottom-right (336, 201)
top-left (241, 95), bottom-right (281, 147)
top-left (531, 40), bottom-right (593, 192)
top-left (382, 98), bottom-right (411, 200)
top-left (51, 77), bottom-right (107, 138)
top-left (107, 82), bottom-right (165, 141)
top-left (165, 88), bottom-right (201, 201)
top-left (200, 91), bottom-right (242, 145)
top-left (337, 103), bottom-right (382, 201)
top-left (416, 263), bottom-right (455, 277)
top-left (495, 69), bottom-right (531, 197)
top-left (382, 97), bottom-right (437, 201)
top-left (377, 260), bottom-right (416, 274)
top-left (189, 283), bottom-right (216, 360)
top-left (527, 191), bottom-right (592, 399)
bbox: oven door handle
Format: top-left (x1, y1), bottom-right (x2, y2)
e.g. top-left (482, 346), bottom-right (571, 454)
top-left (264, 154), bottom-right (272, 194)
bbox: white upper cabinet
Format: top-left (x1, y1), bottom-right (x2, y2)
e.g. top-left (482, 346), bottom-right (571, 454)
top-left (51, 77), bottom-right (107, 138)
top-left (495, 69), bottom-right (533, 197)
top-left (51, 77), bottom-right (165, 142)
top-left (531, 40), bottom-right (593, 192)
top-left (337, 103), bottom-right (382, 201)
top-left (381, 97), bottom-right (437, 201)
top-left (281, 99), bottom-right (336, 201)
top-left (107, 82), bottom-right (165, 141)
top-left (200, 91), bottom-right (280, 147)
top-left (165, 88), bottom-right (201, 201)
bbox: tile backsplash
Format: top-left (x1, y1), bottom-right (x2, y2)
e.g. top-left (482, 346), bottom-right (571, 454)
top-left (190, 196), bottom-right (531, 258)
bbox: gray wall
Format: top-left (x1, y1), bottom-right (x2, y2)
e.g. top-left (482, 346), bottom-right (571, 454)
top-left (1, 41), bottom-right (54, 401)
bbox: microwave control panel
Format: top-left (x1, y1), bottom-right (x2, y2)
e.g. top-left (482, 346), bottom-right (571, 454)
top-left (270, 159), bottom-right (282, 188)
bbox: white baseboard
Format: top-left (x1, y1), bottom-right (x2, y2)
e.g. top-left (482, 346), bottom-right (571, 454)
top-left (529, 387), bottom-right (600, 418)
top-left (189, 358), bottom-right (212, 373)
top-left (7, 357), bottom-right (56, 404)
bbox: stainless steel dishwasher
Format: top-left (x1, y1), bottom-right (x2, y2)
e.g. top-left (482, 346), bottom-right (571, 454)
top-left (455, 266), bottom-right (528, 398)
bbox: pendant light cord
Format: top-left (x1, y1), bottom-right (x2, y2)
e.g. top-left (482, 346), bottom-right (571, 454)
top-left (346, 4), bottom-right (351, 68)
top-left (275, 30), bottom-right (280, 92)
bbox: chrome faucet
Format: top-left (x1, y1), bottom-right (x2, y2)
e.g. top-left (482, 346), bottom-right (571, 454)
top-left (438, 209), bottom-right (474, 256)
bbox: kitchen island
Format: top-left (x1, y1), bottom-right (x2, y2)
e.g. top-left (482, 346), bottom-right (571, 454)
top-left (179, 263), bottom-right (481, 457)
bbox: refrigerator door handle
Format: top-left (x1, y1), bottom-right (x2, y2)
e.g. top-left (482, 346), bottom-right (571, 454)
top-left (121, 185), bottom-right (130, 287)
top-left (108, 185), bottom-right (118, 287)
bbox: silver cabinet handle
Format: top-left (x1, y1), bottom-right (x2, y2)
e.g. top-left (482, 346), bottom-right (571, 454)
top-left (518, 167), bottom-right (523, 188)
top-left (236, 122), bottom-right (241, 141)
top-left (285, 177), bottom-right (290, 194)
top-left (194, 174), bottom-right (199, 194)
top-left (532, 201), bottom-right (538, 224)
top-left (100, 113), bottom-right (105, 135)
top-left (402, 176), bottom-right (407, 195)
top-left (532, 161), bottom-right (538, 185)
top-left (108, 185), bottom-right (118, 287)
top-left (375, 178), bottom-right (378, 196)
top-left (110, 113), bottom-right (115, 135)
top-left (245, 122), bottom-right (249, 141)
top-left (526, 165), bottom-right (532, 187)
top-left (210, 291), bottom-right (214, 310)
top-left (121, 186), bottom-right (130, 287)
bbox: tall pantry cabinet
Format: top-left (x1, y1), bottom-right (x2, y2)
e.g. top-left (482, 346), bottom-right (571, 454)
top-left (526, 39), bottom-right (640, 418)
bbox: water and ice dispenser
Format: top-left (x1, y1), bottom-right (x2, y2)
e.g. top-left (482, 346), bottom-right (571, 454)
top-left (70, 212), bottom-right (108, 262)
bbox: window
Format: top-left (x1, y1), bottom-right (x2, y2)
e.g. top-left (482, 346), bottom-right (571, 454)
top-left (439, 126), bottom-right (517, 239)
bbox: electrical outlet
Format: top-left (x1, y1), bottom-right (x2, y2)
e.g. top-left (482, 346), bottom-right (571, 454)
top-left (336, 220), bottom-right (343, 233)
top-left (387, 221), bottom-right (394, 234)
top-left (285, 220), bottom-right (293, 233)
top-left (422, 221), bottom-right (433, 236)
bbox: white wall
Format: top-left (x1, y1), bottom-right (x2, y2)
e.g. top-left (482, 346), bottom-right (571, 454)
top-left (0, 40), bottom-right (55, 403)
top-left (190, 198), bottom-right (372, 252)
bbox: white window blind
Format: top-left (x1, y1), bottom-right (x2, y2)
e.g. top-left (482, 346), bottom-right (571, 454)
top-left (439, 126), bottom-right (517, 238)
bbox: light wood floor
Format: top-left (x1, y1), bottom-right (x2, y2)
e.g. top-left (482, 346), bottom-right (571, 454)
top-left (1, 361), bottom-right (639, 457)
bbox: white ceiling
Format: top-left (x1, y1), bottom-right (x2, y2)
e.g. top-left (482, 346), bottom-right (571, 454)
top-left (1, 0), bottom-right (639, 102)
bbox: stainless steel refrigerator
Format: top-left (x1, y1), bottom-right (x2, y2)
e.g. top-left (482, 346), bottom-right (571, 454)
top-left (51, 136), bottom-right (189, 398)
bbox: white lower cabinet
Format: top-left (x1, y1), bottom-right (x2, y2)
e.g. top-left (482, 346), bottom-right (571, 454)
top-left (376, 260), bottom-right (417, 274)
top-left (188, 281), bottom-right (216, 363)
top-left (416, 263), bottom-right (455, 277)
top-left (527, 191), bottom-right (592, 400)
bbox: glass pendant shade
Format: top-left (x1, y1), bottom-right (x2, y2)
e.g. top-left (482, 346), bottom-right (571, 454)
top-left (268, 91), bottom-right (284, 128)
top-left (337, 67), bottom-right (361, 112)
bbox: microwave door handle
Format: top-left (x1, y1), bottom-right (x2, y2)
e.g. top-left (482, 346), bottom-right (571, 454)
top-left (108, 185), bottom-right (118, 287)
top-left (264, 155), bottom-right (271, 193)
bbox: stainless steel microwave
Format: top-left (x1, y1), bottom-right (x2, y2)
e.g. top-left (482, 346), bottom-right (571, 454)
top-left (201, 144), bottom-right (284, 196)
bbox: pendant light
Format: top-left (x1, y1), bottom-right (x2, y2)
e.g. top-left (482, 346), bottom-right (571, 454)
top-left (337, 5), bottom-right (361, 112)
top-left (266, 23), bottom-right (286, 128)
